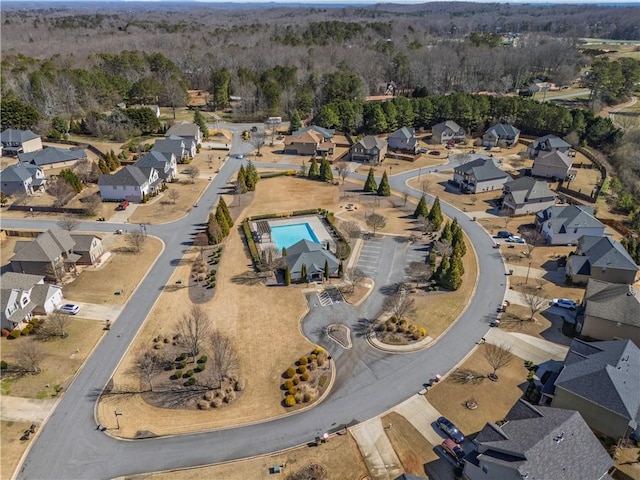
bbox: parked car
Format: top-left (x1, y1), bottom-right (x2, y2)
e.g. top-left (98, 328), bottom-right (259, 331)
top-left (441, 439), bottom-right (465, 466)
top-left (235, 153), bottom-right (245, 159)
top-left (436, 416), bottom-right (465, 443)
top-left (506, 235), bottom-right (525, 244)
top-left (116, 200), bottom-right (129, 211)
top-left (250, 126), bottom-right (258, 132)
top-left (496, 231), bottom-right (513, 239)
top-left (418, 147), bottom-right (428, 154)
top-left (551, 298), bottom-right (577, 310)
top-left (430, 150), bottom-right (441, 156)
top-left (58, 304), bottom-right (80, 315)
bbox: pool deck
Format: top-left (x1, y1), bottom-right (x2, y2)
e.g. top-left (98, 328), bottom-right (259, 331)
top-left (254, 215), bottom-right (335, 252)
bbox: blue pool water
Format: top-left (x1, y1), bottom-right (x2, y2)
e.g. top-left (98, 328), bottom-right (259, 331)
top-left (271, 223), bottom-right (319, 250)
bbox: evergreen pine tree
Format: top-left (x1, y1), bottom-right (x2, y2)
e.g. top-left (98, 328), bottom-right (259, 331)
top-left (414, 194), bottom-right (429, 218)
top-left (435, 255), bottom-right (450, 284)
top-left (289, 110), bottom-right (302, 132)
top-left (193, 110), bottom-right (208, 140)
top-left (218, 197), bottom-right (233, 227)
top-left (215, 207), bottom-right (230, 237)
top-left (237, 166), bottom-right (248, 194)
top-left (324, 259), bottom-right (330, 281)
top-left (245, 161), bottom-right (259, 191)
top-left (98, 158), bottom-right (110, 174)
top-left (452, 224), bottom-right (466, 257)
top-left (207, 214), bottom-right (223, 244)
top-left (441, 221), bottom-right (452, 242)
top-left (284, 267), bottom-right (291, 286)
top-left (364, 167), bottom-right (377, 192)
top-left (308, 156), bottom-right (320, 179)
top-left (443, 253), bottom-right (464, 290)
top-left (281, 247), bottom-right (287, 257)
top-left (428, 196), bottom-right (444, 230)
top-left (377, 171), bottom-right (391, 196)
top-left (338, 261), bottom-right (344, 278)
top-left (320, 157), bottom-right (333, 183)
top-left (300, 263), bottom-right (307, 282)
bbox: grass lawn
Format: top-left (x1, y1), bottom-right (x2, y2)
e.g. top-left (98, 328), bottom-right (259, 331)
top-left (427, 345), bottom-right (529, 436)
top-left (63, 235), bottom-right (163, 306)
top-left (145, 430), bottom-right (368, 480)
top-left (1, 421), bottom-right (34, 480)
top-left (382, 412), bottom-right (438, 477)
top-left (0, 318), bottom-right (105, 398)
top-left (128, 178), bottom-right (208, 225)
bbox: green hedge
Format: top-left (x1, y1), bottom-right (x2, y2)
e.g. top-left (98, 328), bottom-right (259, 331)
top-left (242, 219), bottom-right (264, 271)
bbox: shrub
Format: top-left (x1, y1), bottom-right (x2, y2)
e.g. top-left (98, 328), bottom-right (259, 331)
top-left (309, 354), bottom-right (317, 361)
top-left (194, 364), bottom-right (205, 373)
top-left (288, 386), bottom-right (297, 395)
top-left (297, 365), bottom-right (307, 374)
top-left (177, 353), bottom-right (187, 361)
top-left (172, 371), bottom-right (183, 380)
top-left (176, 361), bottom-right (186, 370)
top-left (22, 324), bottom-right (33, 335)
top-left (164, 363), bottom-right (173, 371)
top-left (9, 329), bottom-right (21, 339)
top-left (197, 400), bottom-right (209, 410)
top-left (153, 336), bottom-right (161, 343)
top-left (224, 390), bottom-right (236, 403)
top-left (298, 356), bottom-right (308, 366)
top-left (204, 391), bottom-right (215, 401)
top-left (389, 315), bottom-right (398, 323)
top-left (385, 321), bottom-right (396, 332)
top-left (163, 337), bottom-right (170, 344)
top-left (418, 327), bottom-right (427, 337)
top-left (318, 374), bottom-right (328, 387)
top-left (283, 380), bottom-right (294, 390)
top-left (412, 330), bottom-right (421, 340)
top-left (300, 372), bottom-right (310, 381)
top-left (396, 323), bottom-right (407, 333)
top-left (183, 370), bottom-right (194, 378)
top-left (284, 395), bottom-right (296, 407)
top-left (234, 379), bottom-right (245, 391)
top-left (294, 392), bottom-right (304, 403)
top-left (292, 376), bottom-right (300, 385)
top-left (316, 356), bottom-right (325, 367)
top-left (399, 318), bottom-right (407, 325)
top-left (185, 377), bottom-right (196, 386)
top-left (285, 367), bottom-right (296, 378)
top-left (210, 398), bottom-right (222, 408)
top-left (313, 346), bottom-right (324, 355)
top-left (0, 360), bottom-right (8, 371)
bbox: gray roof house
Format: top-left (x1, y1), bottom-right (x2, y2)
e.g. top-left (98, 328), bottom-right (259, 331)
top-left (1, 128), bottom-right (42, 156)
top-left (165, 121), bottom-right (202, 145)
top-left (1, 272), bottom-right (64, 331)
top-left (431, 120), bottom-right (465, 145)
top-left (98, 165), bottom-right (160, 203)
top-left (527, 134), bottom-right (573, 159)
top-left (536, 205), bottom-right (606, 245)
top-left (463, 399), bottom-right (613, 480)
top-left (284, 239), bottom-right (339, 282)
top-left (579, 279), bottom-right (640, 343)
top-left (482, 124), bottom-right (520, 148)
top-left (387, 127), bottom-right (418, 153)
top-left (134, 150), bottom-right (177, 182)
top-left (531, 150), bottom-right (574, 180)
top-left (544, 338), bottom-right (640, 440)
top-left (0, 163), bottom-right (47, 196)
top-left (453, 157), bottom-right (511, 194)
top-left (350, 136), bottom-right (387, 165)
top-left (10, 229), bottom-right (81, 281)
top-left (152, 135), bottom-right (195, 161)
top-left (567, 236), bottom-right (639, 285)
top-left (18, 146), bottom-right (87, 169)
top-left (501, 177), bottom-right (556, 216)
top-left (291, 125), bottom-right (334, 141)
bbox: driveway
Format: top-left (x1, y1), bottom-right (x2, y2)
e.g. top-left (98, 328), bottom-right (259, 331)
top-left (0, 396), bottom-right (57, 423)
top-left (64, 301), bottom-right (123, 322)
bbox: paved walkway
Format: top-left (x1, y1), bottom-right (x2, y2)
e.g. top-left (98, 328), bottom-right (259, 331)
top-left (485, 328), bottom-right (569, 364)
top-left (0, 396), bottom-right (57, 423)
top-left (350, 418), bottom-right (403, 480)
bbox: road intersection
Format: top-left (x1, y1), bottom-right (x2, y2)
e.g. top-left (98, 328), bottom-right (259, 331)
top-left (3, 145), bottom-right (509, 480)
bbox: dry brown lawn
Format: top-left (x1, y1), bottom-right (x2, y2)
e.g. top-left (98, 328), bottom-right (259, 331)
top-left (63, 235), bottom-right (163, 306)
top-left (427, 345), bottom-right (529, 436)
top-left (145, 431), bottom-right (368, 480)
top-left (1, 420), bottom-right (34, 479)
top-left (382, 412), bottom-right (438, 477)
top-left (0, 318), bottom-right (105, 398)
top-left (128, 178), bottom-right (208, 225)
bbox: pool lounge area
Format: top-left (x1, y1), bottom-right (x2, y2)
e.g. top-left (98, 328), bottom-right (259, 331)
top-left (251, 215), bottom-right (335, 253)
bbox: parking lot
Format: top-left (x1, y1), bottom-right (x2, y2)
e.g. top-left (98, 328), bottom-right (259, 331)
top-left (356, 237), bottom-right (384, 277)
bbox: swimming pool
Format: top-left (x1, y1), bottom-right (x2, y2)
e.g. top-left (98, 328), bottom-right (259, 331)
top-left (270, 223), bottom-right (320, 250)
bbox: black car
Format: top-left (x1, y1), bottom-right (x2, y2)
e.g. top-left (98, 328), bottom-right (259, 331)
top-left (496, 231), bottom-right (513, 239)
top-left (436, 416), bottom-right (465, 444)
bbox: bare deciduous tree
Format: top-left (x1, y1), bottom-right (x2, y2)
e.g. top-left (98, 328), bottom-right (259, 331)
top-left (341, 220), bottom-right (361, 240)
top-left (249, 128), bottom-right (266, 156)
top-left (83, 193), bottom-right (102, 216)
top-left (520, 227), bottom-right (545, 259)
top-left (260, 244), bottom-right (284, 273)
top-left (137, 350), bottom-right (163, 392)
top-left (434, 239), bottom-right (453, 257)
top-left (366, 213), bottom-right (387, 235)
top-left (522, 289), bottom-right (548, 321)
top-left (167, 189), bottom-right (180, 204)
top-left (57, 216), bottom-right (79, 231)
top-left (341, 267), bottom-right (366, 295)
top-left (383, 286), bottom-right (416, 320)
top-left (405, 261), bottom-right (433, 287)
top-left (483, 342), bottom-right (513, 380)
top-left (177, 305), bottom-right (211, 362)
top-left (47, 177), bottom-right (74, 207)
top-left (125, 230), bottom-right (146, 253)
top-left (15, 339), bottom-right (44, 375)
top-left (335, 161), bottom-right (350, 184)
top-left (209, 330), bottom-right (238, 389)
top-left (183, 166), bottom-right (200, 184)
top-left (417, 215), bottom-right (434, 235)
top-left (36, 312), bottom-right (71, 340)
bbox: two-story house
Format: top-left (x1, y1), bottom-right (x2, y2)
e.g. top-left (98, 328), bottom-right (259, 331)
top-left (135, 150), bottom-right (177, 182)
top-left (532, 150), bottom-right (574, 180)
top-left (527, 134), bottom-right (573, 159)
top-left (387, 127), bottom-right (418, 154)
top-left (453, 157), bottom-right (510, 194)
top-left (536, 205), bottom-right (606, 245)
top-left (0, 163), bottom-right (47, 196)
top-left (165, 121), bottom-right (202, 146)
top-left (283, 129), bottom-right (335, 157)
top-left (501, 177), bottom-right (556, 216)
top-left (1, 129), bottom-right (42, 156)
top-left (566, 236), bottom-right (639, 285)
top-left (152, 136), bottom-right (195, 162)
top-left (1, 272), bottom-right (64, 331)
top-left (98, 165), bottom-right (160, 203)
top-left (431, 120), bottom-right (465, 145)
top-left (350, 136), bottom-right (387, 165)
top-left (482, 123), bottom-right (520, 148)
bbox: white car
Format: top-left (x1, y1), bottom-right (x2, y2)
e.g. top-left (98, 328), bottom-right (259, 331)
top-left (506, 235), bottom-right (525, 244)
top-left (57, 304), bottom-right (80, 315)
top-left (550, 298), bottom-right (577, 310)
top-left (235, 153), bottom-right (244, 159)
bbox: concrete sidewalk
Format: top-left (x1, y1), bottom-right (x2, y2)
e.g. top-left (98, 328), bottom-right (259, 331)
top-left (485, 328), bottom-right (568, 364)
top-left (350, 417), bottom-right (403, 480)
top-left (393, 395), bottom-right (444, 446)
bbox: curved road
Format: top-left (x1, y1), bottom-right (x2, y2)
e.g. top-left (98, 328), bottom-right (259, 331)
top-left (6, 151), bottom-right (507, 479)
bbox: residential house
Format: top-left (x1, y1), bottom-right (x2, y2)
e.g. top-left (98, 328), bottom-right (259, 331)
top-left (1, 129), bottom-right (42, 156)
top-left (135, 150), bottom-right (177, 182)
top-left (532, 150), bottom-right (574, 180)
top-left (165, 121), bottom-right (202, 146)
top-left (0, 272), bottom-right (64, 331)
top-left (482, 124), bottom-right (520, 148)
top-left (70, 234), bottom-right (104, 265)
top-left (579, 279), bottom-right (640, 343)
top-left (527, 134), bottom-right (573, 159)
top-left (431, 120), bottom-right (465, 145)
top-left (387, 127), bottom-right (418, 154)
top-left (350, 136), bottom-right (387, 165)
top-left (536, 205), bottom-right (606, 245)
top-left (284, 239), bottom-right (339, 282)
top-left (528, 79), bottom-right (558, 93)
top-left (291, 125), bottom-right (334, 141)
top-left (0, 163), bottom-right (47, 196)
top-left (152, 135), bottom-right (195, 161)
top-left (18, 146), bottom-right (87, 170)
top-left (98, 165), bottom-right (160, 203)
top-left (10, 230), bottom-right (80, 281)
top-left (452, 157), bottom-right (511, 194)
top-left (542, 338), bottom-right (640, 440)
top-left (567, 236), bottom-right (639, 285)
top-left (283, 129), bottom-right (335, 157)
top-left (501, 177), bottom-right (556, 216)
top-left (463, 399), bottom-right (612, 480)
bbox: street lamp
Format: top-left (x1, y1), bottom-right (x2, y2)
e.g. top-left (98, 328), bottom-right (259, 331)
top-left (114, 410), bottom-right (123, 429)
top-left (525, 260), bottom-right (532, 284)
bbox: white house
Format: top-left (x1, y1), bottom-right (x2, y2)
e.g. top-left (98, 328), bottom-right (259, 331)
top-left (1, 272), bottom-right (63, 331)
top-left (0, 163), bottom-right (47, 196)
top-left (536, 205), bottom-right (606, 245)
top-left (98, 165), bottom-right (160, 203)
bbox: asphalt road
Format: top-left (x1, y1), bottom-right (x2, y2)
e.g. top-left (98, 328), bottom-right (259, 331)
top-left (6, 155), bottom-right (507, 480)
